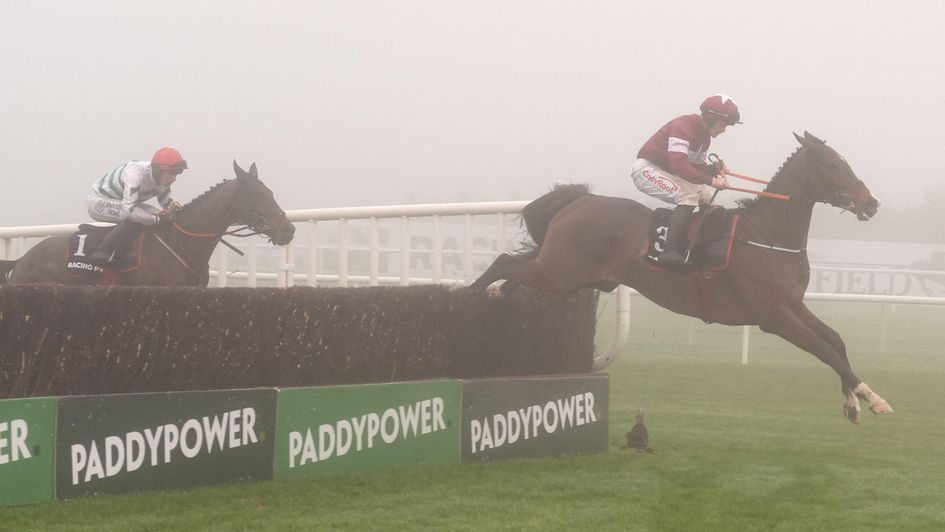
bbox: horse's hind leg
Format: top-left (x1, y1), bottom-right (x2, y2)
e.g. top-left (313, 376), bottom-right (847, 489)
top-left (792, 302), bottom-right (892, 419)
top-left (470, 253), bottom-right (518, 291)
top-left (499, 280), bottom-right (521, 295)
top-left (469, 253), bottom-right (569, 295)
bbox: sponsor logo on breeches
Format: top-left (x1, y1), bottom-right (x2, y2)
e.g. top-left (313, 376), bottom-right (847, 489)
top-left (469, 392), bottom-right (598, 454)
top-left (642, 169), bottom-right (679, 195)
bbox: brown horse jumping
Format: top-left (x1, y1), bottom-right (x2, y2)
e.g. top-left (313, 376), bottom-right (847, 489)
top-left (1, 161), bottom-right (295, 286)
top-left (471, 132), bottom-right (892, 423)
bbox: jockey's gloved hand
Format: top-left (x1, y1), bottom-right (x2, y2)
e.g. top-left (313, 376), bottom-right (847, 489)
top-left (711, 175), bottom-right (730, 189)
top-left (712, 160), bottom-right (728, 176)
top-left (169, 201), bottom-right (183, 213)
top-left (157, 211), bottom-right (175, 224)
top-left (707, 154), bottom-right (727, 176)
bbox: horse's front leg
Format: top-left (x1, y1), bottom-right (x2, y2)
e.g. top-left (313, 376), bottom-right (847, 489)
top-left (759, 305), bottom-right (870, 423)
top-left (791, 302), bottom-right (893, 420)
top-left (791, 302), bottom-right (860, 422)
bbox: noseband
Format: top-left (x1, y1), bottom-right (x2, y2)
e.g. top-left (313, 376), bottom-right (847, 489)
top-left (226, 180), bottom-right (282, 242)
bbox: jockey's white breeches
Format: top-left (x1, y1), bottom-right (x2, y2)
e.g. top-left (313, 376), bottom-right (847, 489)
top-left (86, 194), bottom-right (161, 224)
top-left (631, 158), bottom-right (714, 207)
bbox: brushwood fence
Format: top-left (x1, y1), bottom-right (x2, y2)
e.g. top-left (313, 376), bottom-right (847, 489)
top-left (0, 202), bottom-right (633, 369)
top-left (0, 285), bottom-right (598, 399)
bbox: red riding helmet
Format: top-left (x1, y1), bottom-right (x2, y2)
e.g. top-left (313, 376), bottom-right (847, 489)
top-left (700, 94), bottom-right (742, 125)
top-left (151, 147), bottom-right (188, 173)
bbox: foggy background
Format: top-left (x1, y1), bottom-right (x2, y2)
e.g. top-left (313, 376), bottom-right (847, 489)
top-left (3, 0), bottom-right (944, 243)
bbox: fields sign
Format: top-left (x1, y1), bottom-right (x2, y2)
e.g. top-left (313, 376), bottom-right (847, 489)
top-left (0, 397), bottom-right (56, 507)
top-left (55, 389), bottom-right (276, 498)
top-left (274, 380), bottom-right (462, 478)
top-left (461, 374), bottom-right (609, 462)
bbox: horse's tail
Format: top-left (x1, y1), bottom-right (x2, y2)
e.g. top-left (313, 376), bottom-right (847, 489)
top-left (0, 260), bottom-right (17, 285)
top-left (520, 183), bottom-right (591, 250)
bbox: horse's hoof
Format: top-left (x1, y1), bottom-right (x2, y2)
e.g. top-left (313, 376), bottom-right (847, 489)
top-left (842, 405), bottom-right (860, 424)
top-left (854, 383), bottom-right (893, 416)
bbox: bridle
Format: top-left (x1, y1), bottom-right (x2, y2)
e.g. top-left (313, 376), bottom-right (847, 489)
top-left (224, 213), bottom-right (276, 240)
top-left (226, 178), bottom-right (283, 243)
top-left (152, 178), bottom-right (286, 276)
top-left (169, 178), bottom-right (282, 243)
top-left (732, 151), bottom-right (871, 254)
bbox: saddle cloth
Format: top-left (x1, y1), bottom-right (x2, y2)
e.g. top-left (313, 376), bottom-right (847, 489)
top-left (65, 224), bottom-right (143, 278)
top-left (644, 207), bottom-right (741, 271)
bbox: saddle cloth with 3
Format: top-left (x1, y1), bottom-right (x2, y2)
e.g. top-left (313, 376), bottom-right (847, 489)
top-left (644, 207), bottom-right (741, 271)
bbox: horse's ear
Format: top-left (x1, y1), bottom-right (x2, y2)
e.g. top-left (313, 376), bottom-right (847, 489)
top-left (803, 131), bottom-right (826, 144)
top-left (233, 160), bottom-right (246, 178)
top-left (249, 163), bottom-right (258, 179)
top-left (793, 132), bottom-right (807, 146)
top-left (794, 131), bottom-right (824, 150)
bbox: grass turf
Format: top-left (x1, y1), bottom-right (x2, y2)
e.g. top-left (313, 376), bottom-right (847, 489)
top-left (3, 298), bottom-right (943, 531)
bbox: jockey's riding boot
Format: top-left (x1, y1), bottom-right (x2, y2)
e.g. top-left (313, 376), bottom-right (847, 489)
top-left (87, 219), bottom-right (140, 264)
top-left (659, 205), bottom-right (695, 268)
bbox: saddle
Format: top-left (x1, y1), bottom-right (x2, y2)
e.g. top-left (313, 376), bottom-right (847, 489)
top-left (644, 206), bottom-right (741, 272)
top-left (65, 224), bottom-right (144, 280)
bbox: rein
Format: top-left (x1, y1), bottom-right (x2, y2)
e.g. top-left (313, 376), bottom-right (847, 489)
top-left (172, 222), bottom-right (216, 238)
top-left (159, 176), bottom-right (283, 267)
top-left (710, 154), bottom-right (792, 201)
top-left (171, 222), bottom-right (245, 256)
top-left (718, 150), bottom-right (855, 211)
top-left (716, 150), bottom-right (847, 253)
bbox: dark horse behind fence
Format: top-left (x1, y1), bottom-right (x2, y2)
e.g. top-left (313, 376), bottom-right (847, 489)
top-left (471, 132), bottom-right (892, 424)
top-left (0, 161), bottom-right (295, 286)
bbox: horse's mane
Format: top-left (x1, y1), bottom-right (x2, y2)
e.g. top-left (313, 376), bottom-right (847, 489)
top-left (736, 146), bottom-right (804, 209)
top-left (181, 178), bottom-right (235, 209)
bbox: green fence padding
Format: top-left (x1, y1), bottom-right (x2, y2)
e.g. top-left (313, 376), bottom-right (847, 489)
top-left (460, 374), bottom-right (609, 462)
top-left (0, 397), bottom-right (57, 507)
top-left (274, 380), bottom-right (461, 479)
top-left (55, 389), bottom-right (276, 498)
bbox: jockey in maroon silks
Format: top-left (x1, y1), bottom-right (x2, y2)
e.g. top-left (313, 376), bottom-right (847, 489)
top-left (631, 94), bottom-right (741, 267)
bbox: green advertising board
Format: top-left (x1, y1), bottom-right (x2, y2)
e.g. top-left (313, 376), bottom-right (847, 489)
top-left (461, 374), bottom-right (609, 462)
top-left (274, 380), bottom-right (461, 479)
top-left (0, 397), bottom-right (57, 507)
top-left (55, 389), bottom-right (276, 498)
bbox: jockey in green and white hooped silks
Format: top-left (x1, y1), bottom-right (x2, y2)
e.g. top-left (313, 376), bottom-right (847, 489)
top-left (85, 147), bottom-right (187, 264)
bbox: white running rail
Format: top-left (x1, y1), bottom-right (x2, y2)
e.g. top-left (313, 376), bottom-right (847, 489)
top-left (4, 203), bottom-right (945, 370)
